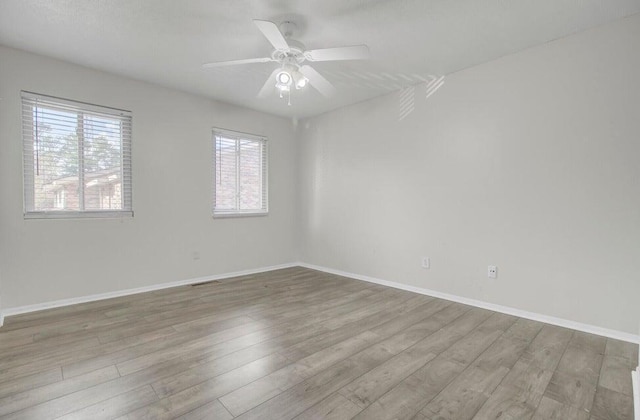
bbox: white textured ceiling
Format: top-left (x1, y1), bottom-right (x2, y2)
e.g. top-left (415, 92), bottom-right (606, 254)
top-left (1, 0), bottom-right (639, 118)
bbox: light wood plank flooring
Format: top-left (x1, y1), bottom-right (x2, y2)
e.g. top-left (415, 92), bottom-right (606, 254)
top-left (0, 267), bottom-right (636, 419)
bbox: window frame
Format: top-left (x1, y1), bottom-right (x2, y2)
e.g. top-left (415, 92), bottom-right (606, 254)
top-left (21, 91), bottom-right (133, 219)
top-left (212, 128), bottom-right (268, 218)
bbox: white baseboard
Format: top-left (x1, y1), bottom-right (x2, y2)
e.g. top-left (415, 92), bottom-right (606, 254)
top-left (2, 261), bottom-right (639, 346)
top-left (633, 368), bottom-right (639, 420)
top-left (298, 262), bottom-right (640, 344)
top-left (0, 262), bottom-right (298, 320)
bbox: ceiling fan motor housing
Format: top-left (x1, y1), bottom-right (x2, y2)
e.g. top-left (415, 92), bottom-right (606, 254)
top-left (271, 39), bottom-right (306, 65)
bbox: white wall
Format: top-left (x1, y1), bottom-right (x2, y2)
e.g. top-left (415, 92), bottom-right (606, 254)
top-left (0, 45), bottom-right (298, 309)
top-left (1, 14), bottom-right (639, 336)
top-left (297, 15), bottom-right (640, 334)
top-left (0, 268), bottom-right (3, 325)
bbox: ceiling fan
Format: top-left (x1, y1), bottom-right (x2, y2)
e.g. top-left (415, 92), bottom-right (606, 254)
top-left (202, 20), bottom-right (371, 101)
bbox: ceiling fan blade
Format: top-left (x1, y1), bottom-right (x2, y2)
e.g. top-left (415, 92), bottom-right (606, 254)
top-left (299, 65), bottom-right (337, 97)
top-left (258, 68), bottom-right (282, 98)
top-left (202, 57), bottom-right (273, 68)
top-left (253, 19), bottom-right (290, 51)
top-left (304, 45), bottom-right (370, 62)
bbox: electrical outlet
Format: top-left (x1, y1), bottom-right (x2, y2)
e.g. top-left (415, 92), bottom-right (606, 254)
top-left (488, 265), bottom-right (497, 279)
top-left (421, 257), bottom-right (430, 269)
top-left (192, 251), bottom-right (200, 261)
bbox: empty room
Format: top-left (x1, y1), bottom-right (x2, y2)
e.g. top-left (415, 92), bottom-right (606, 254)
top-left (0, 1), bottom-right (639, 419)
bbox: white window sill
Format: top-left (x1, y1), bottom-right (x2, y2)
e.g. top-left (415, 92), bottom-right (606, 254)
top-left (213, 211), bottom-right (268, 219)
top-left (24, 211), bottom-right (134, 220)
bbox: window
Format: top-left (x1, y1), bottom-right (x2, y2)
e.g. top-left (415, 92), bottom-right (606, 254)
top-left (22, 92), bottom-right (133, 219)
top-left (213, 129), bottom-right (268, 217)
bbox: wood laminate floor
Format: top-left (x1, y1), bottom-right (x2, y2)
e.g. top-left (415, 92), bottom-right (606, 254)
top-left (0, 267), bottom-right (636, 419)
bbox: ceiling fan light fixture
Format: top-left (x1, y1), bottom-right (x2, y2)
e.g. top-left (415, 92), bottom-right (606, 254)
top-left (276, 70), bottom-right (292, 85)
top-left (292, 70), bottom-right (308, 89)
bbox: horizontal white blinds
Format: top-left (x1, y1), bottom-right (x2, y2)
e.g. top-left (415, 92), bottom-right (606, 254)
top-left (22, 92), bottom-right (133, 217)
top-left (213, 129), bottom-right (268, 216)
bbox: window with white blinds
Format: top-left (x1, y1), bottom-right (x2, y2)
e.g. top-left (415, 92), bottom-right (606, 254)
top-left (213, 129), bottom-right (268, 217)
top-left (22, 92), bottom-right (133, 219)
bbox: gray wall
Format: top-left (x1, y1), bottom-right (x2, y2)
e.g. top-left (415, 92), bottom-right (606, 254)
top-left (297, 15), bottom-right (640, 334)
top-left (0, 45), bottom-right (298, 309)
